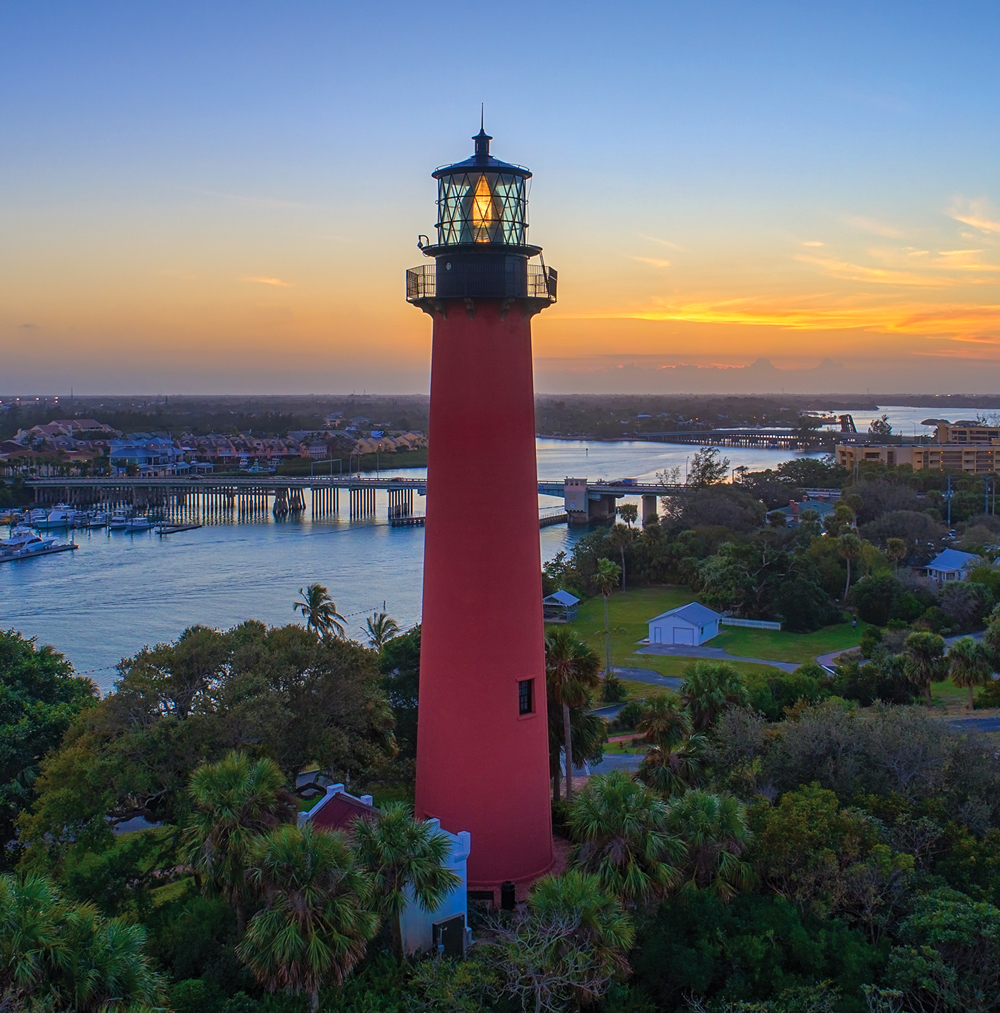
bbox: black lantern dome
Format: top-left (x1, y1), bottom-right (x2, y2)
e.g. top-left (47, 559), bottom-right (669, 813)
top-left (406, 126), bottom-right (556, 307)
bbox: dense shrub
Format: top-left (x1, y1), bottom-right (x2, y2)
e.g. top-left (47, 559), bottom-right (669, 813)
top-left (743, 667), bottom-right (826, 722)
top-left (633, 891), bottom-right (880, 1012)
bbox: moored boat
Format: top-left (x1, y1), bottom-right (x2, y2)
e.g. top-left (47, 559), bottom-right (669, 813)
top-left (0, 531), bottom-right (78, 562)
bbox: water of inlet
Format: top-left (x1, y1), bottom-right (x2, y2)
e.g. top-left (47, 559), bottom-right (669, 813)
top-left (0, 410), bottom-right (953, 691)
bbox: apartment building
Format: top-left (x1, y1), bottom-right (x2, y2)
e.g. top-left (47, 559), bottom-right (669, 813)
top-left (836, 420), bottom-right (1000, 474)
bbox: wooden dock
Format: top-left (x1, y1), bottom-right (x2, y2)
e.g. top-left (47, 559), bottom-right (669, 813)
top-left (0, 543), bottom-right (78, 563)
top-left (155, 523), bottom-right (203, 535)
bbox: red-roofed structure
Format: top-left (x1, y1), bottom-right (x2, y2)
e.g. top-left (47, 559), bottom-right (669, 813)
top-left (300, 784), bottom-right (471, 956)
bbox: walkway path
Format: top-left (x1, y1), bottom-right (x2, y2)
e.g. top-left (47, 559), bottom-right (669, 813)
top-left (588, 752), bottom-right (643, 773)
top-left (816, 630), bottom-right (985, 671)
top-left (635, 644), bottom-right (800, 672)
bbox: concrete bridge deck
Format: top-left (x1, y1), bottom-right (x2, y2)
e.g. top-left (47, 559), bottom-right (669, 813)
top-left (22, 476), bottom-right (683, 525)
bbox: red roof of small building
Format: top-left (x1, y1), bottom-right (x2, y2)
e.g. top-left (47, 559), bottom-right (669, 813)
top-left (307, 790), bottom-right (377, 832)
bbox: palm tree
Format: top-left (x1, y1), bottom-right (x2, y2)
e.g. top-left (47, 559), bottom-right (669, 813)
top-left (365, 612), bottom-right (400, 652)
top-left (60, 904), bottom-right (167, 1013)
top-left (838, 531), bottom-right (863, 603)
top-left (886, 537), bottom-right (908, 572)
top-left (983, 620), bottom-right (1000, 671)
top-left (635, 693), bottom-right (705, 797)
top-left (548, 706), bottom-right (608, 802)
top-left (567, 771), bottom-right (683, 906)
top-left (681, 661), bottom-right (750, 732)
top-left (184, 751), bottom-right (296, 936)
top-left (351, 802), bottom-right (460, 959)
top-left (903, 631), bottom-right (947, 706)
top-left (545, 628), bottom-right (603, 801)
top-left (592, 558), bottom-right (622, 677)
top-left (0, 872), bottom-right (64, 996)
top-left (0, 874), bottom-right (167, 1010)
top-left (948, 636), bottom-right (993, 710)
top-left (237, 824), bottom-right (378, 1013)
top-left (664, 790), bottom-right (754, 902)
top-left (608, 524), bottom-right (633, 591)
top-left (293, 583), bottom-right (346, 637)
top-left (618, 503), bottom-right (638, 528)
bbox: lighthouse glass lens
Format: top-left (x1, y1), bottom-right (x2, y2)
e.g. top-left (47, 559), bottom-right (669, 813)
top-left (436, 172), bottom-right (527, 246)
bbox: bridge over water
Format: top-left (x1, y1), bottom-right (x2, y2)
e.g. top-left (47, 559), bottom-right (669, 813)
top-left (641, 429), bottom-right (831, 449)
top-left (25, 476), bottom-right (683, 525)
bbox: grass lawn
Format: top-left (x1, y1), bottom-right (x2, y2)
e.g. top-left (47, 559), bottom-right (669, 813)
top-left (620, 655), bottom-right (787, 683)
top-left (930, 678), bottom-right (972, 710)
top-left (150, 876), bottom-right (193, 907)
top-left (555, 584), bottom-right (865, 667)
top-left (563, 586), bottom-right (696, 667)
top-left (713, 623), bottom-right (870, 664)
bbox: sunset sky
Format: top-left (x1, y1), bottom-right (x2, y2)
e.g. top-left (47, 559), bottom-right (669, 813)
top-left (2, 1), bottom-right (999, 394)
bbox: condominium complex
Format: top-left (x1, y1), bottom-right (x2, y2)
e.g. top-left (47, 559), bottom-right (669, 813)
top-left (837, 420), bottom-right (1000, 474)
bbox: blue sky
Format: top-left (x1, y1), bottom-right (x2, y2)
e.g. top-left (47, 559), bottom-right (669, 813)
top-left (2, 1), bottom-right (999, 393)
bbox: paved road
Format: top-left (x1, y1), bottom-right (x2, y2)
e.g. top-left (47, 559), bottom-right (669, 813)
top-left (588, 752), bottom-right (643, 773)
top-left (947, 716), bottom-right (1000, 733)
top-left (614, 666), bottom-right (685, 689)
top-left (817, 630), bottom-right (986, 671)
top-left (635, 644), bottom-right (800, 672)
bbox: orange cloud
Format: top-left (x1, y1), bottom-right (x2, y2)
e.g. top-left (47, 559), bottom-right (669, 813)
top-left (632, 256), bottom-right (672, 268)
top-left (566, 296), bottom-right (1000, 339)
top-left (241, 276), bottom-right (293, 287)
top-left (794, 254), bottom-right (994, 287)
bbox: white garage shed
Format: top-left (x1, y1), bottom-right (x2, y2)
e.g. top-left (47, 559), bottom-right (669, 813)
top-left (647, 602), bottom-right (721, 646)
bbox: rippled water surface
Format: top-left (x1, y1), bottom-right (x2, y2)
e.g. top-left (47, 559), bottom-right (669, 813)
top-left (0, 415), bottom-right (948, 690)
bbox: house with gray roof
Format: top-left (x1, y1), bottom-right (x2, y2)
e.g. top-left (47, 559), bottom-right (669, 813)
top-left (924, 548), bottom-right (981, 583)
top-left (542, 589), bottom-right (581, 623)
top-left (647, 602), bottom-right (721, 646)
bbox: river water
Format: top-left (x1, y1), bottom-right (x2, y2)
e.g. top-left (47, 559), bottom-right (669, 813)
top-left (0, 408), bottom-right (958, 691)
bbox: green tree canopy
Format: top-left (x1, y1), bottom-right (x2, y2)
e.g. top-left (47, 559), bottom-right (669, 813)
top-left (568, 771), bottom-right (683, 906)
top-left (903, 631), bottom-right (947, 705)
top-left (19, 623), bottom-right (396, 870)
top-left (0, 872), bottom-right (166, 1010)
top-left (545, 628), bottom-right (603, 801)
top-left (183, 751), bottom-right (295, 936)
top-left (237, 824), bottom-right (378, 1012)
top-left (682, 662), bottom-right (751, 732)
top-left (351, 802), bottom-right (459, 958)
top-left (635, 693), bottom-right (706, 797)
top-left (0, 631), bottom-right (95, 866)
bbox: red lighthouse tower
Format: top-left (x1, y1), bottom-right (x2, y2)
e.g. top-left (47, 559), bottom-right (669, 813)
top-left (407, 126), bottom-right (557, 893)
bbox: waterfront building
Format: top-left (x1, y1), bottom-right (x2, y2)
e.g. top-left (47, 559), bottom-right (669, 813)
top-left (407, 124), bottom-right (558, 899)
top-left (837, 420), bottom-right (1000, 474)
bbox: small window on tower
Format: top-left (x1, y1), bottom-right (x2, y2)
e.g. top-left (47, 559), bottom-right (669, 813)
top-left (518, 679), bottom-right (534, 716)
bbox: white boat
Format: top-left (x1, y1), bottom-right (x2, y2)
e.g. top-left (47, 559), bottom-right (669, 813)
top-left (108, 513), bottom-right (129, 530)
top-left (0, 526), bottom-right (39, 552)
top-left (73, 510), bottom-right (108, 529)
top-left (26, 508), bottom-right (49, 524)
top-left (34, 507), bottom-right (81, 530)
top-left (0, 531), bottom-right (77, 562)
top-left (124, 517), bottom-right (152, 532)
